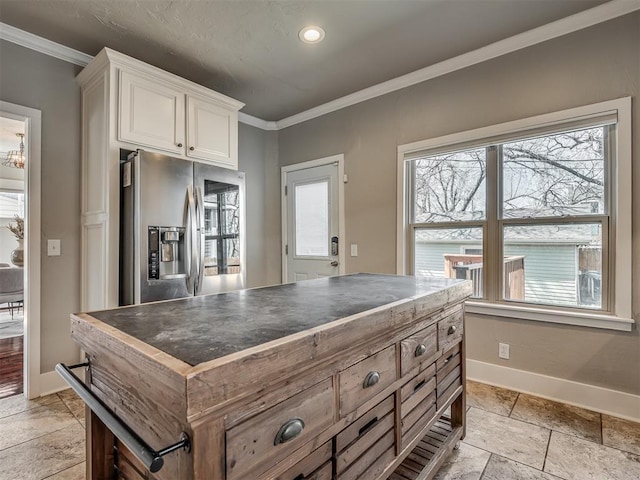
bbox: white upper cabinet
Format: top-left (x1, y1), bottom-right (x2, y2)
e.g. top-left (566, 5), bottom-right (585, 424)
top-left (186, 95), bottom-right (237, 167)
top-left (119, 70), bottom-right (185, 155)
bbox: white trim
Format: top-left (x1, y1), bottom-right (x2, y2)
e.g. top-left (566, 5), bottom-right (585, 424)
top-left (0, 101), bottom-right (42, 400)
top-left (281, 154), bottom-right (346, 282)
top-left (0, 22), bottom-right (92, 66)
top-left (3, 2), bottom-right (639, 130)
top-left (467, 359), bottom-right (640, 423)
top-left (396, 98), bottom-right (633, 331)
top-left (238, 112), bottom-right (278, 131)
top-left (274, 0), bottom-right (640, 129)
top-left (39, 370), bottom-right (72, 396)
top-left (466, 302), bottom-right (633, 332)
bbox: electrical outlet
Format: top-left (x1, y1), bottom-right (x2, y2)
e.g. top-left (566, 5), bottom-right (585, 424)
top-left (499, 343), bottom-right (510, 360)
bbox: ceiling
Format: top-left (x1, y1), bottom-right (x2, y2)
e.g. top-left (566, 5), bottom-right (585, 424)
top-left (0, 0), bottom-right (609, 121)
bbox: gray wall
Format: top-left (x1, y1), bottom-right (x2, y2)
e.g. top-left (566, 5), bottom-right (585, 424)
top-left (0, 40), bottom-right (83, 372)
top-left (278, 13), bottom-right (640, 395)
top-left (238, 123), bottom-right (280, 288)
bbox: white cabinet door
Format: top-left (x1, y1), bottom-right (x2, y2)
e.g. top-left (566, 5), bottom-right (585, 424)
top-left (186, 95), bottom-right (237, 169)
top-left (119, 70), bottom-right (185, 154)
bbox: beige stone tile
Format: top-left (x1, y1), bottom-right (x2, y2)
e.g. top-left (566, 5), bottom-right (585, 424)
top-left (0, 392), bottom-right (59, 419)
top-left (510, 393), bottom-right (601, 443)
top-left (545, 431), bottom-right (640, 480)
top-left (0, 400), bottom-right (77, 450)
top-left (466, 381), bottom-right (519, 416)
top-left (602, 414), bottom-right (640, 456)
top-left (433, 442), bottom-right (490, 480)
top-left (58, 388), bottom-right (86, 426)
top-left (0, 423), bottom-right (85, 480)
top-left (44, 462), bottom-right (85, 479)
top-left (481, 454), bottom-right (562, 480)
top-left (464, 407), bottom-right (550, 469)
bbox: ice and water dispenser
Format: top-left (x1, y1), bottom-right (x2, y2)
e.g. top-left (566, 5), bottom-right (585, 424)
top-left (147, 226), bottom-right (186, 280)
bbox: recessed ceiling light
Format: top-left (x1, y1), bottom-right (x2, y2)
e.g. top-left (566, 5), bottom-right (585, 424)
top-left (299, 26), bottom-right (325, 44)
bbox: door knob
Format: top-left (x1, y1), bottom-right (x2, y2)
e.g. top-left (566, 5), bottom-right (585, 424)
top-left (330, 260), bottom-right (339, 267)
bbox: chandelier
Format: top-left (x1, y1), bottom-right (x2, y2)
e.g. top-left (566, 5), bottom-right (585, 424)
top-left (2, 133), bottom-right (25, 169)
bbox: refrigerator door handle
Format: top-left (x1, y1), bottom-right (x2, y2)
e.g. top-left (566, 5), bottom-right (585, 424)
top-left (185, 185), bottom-right (198, 294)
top-left (195, 186), bottom-right (205, 295)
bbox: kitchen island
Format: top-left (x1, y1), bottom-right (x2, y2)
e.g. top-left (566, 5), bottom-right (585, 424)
top-left (67, 273), bottom-right (471, 480)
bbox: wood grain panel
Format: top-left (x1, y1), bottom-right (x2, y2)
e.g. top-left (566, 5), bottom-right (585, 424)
top-left (276, 441), bottom-right (332, 480)
top-left (339, 345), bottom-right (397, 416)
top-left (226, 378), bottom-right (334, 480)
top-left (400, 323), bottom-right (437, 377)
top-left (0, 335), bottom-right (22, 399)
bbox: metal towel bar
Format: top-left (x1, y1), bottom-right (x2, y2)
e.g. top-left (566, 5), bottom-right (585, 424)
top-left (55, 361), bottom-right (190, 473)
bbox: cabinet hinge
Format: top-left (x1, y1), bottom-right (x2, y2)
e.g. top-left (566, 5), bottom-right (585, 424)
top-left (285, 244), bottom-right (288, 255)
top-left (285, 185), bottom-right (288, 195)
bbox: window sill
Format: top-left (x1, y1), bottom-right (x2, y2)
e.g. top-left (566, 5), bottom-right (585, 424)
top-left (465, 301), bottom-right (634, 332)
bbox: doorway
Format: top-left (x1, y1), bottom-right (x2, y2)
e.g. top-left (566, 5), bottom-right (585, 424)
top-left (281, 155), bottom-right (345, 282)
top-left (0, 101), bottom-right (42, 400)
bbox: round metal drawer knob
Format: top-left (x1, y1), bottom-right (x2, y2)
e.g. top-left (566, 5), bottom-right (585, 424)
top-left (189, 146), bottom-right (195, 151)
top-left (415, 344), bottom-right (427, 357)
top-left (448, 325), bottom-right (457, 335)
top-left (176, 143), bottom-right (183, 148)
top-left (363, 371), bottom-right (380, 389)
top-left (274, 418), bottom-right (305, 445)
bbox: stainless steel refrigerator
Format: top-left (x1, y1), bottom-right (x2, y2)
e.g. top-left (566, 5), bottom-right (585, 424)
top-left (120, 149), bottom-right (246, 305)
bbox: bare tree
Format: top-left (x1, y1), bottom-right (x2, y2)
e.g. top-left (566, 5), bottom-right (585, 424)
top-left (413, 127), bottom-right (605, 221)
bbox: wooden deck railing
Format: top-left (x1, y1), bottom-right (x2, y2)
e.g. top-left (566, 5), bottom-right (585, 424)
top-left (443, 254), bottom-right (525, 300)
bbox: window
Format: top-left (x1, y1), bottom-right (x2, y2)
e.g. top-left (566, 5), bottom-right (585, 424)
top-left (0, 192), bottom-right (24, 218)
top-left (398, 99), bottom-right (632, 331)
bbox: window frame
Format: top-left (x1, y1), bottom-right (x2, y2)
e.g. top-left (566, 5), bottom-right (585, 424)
top-left (397, 98), bottom-right (633, 331)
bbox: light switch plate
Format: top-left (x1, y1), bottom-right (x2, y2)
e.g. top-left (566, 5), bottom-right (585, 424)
top-left (48, 239), bottom-right (61, 256)
top-left (350, 244), bottom-right (358, 257)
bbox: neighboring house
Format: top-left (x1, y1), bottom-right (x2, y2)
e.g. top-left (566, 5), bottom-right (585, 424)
top-left (414, 208), bottom-right (602, 308)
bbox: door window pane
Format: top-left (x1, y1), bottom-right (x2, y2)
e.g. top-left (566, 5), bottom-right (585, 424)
top-left (502, 127), bottom-right (606, 219)
top-left (202, 180), bottom-right (240, 276)
top-left (295, 181), bottom-right (329, 256)
top-left (503, 223), bottom-right (602, 308)
top-left (412, 148), bottom-right (486, 223)
top-left (414, 227), bottom-right (483, 298)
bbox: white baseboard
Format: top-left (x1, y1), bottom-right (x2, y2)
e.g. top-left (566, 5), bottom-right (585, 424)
top-left (39, 370), bottom-right (70, 396)
top-left (467, 359), bottom-right (640, 423)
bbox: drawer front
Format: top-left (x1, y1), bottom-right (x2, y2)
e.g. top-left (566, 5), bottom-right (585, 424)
top-left (276, 441), bottom-right (332, 480)
top-left (337, 431), bottom-right (395, 480)
top-left (437, 309), bottom-right (463, 353)
top-left (308, 462), bottom-right (332, 480)
top-left (339, 345), bottom-right (397, 416)
top-left (226, 378), bottom-right (335, 480)
top-left (399, 323), bottom-right (437, 377)
top-left (336, 396), bottom-right (395, 475)
top-left (436, 343), bottom-right (461, 371)
top-left (400, 367), bottom-right (437, 448)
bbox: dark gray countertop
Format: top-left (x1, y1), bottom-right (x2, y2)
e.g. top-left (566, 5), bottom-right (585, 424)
top-left (88, 273), bottom-right (466, 366)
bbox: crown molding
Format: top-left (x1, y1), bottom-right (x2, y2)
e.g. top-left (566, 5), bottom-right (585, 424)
top-left (275, 0), bottom-right (640, 130)
top-left (238, 112), bottom-right (278, 131)
top-left (2, 0), bottom-right (639, 131)
top-left (0, 22), bottom-right (92, 66)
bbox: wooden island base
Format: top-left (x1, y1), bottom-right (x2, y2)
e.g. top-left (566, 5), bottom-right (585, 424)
top-left (66, 275), bottom-right (471, 480)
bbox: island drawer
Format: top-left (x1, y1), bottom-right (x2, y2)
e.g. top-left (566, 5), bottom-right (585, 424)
top-left (226, 378), bottom-right (335, 480)
top-left (339, 345), bottom-right (397, 416)
top-left (276, 441), bottom-right (332, 480)
top-left (437, 308), bottom-right (463, 353)
top-left (335, 395), bottom-right (394, 475)
top-left (399, 367), bottom-right (436, 448)
top-left (399, 323), bottom-right (437, 377)
top-left (337, 428), bottom-right (395, 480)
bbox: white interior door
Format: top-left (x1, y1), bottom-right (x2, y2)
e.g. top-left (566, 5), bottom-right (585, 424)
top-left (283, 160), bottom-right (342, 282)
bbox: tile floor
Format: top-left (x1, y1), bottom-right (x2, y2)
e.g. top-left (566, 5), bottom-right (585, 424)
top-left (0, 381), bottom-right (638, 479)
